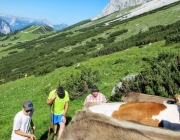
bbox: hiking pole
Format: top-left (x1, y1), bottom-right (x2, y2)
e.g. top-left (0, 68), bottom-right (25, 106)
top-left (106, 93), bottom-right (115, 103)
top-left (47, 110), bottom-right (51, 140)
top-left (106, 90), bottom-right (117, 103)
top-left (47, 100), bottom-right (54, 140)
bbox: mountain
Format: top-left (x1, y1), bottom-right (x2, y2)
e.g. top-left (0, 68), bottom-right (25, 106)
top-left (0, 14), bottom-right (53, 31)
top-left (92, 0), bottom-right (179, 20)
top-left (53, 23), bottom-right (68, 31)
top-left (92, 0), bottom-right (150, 20)
top-left (116, 0), bottom-right (179, 21)
top-left (0, 14), bottom-right (68, 34)
top-left (1, 0), bottom-right (177, 34)
top-left (0, 18), bottom-right (11, 34)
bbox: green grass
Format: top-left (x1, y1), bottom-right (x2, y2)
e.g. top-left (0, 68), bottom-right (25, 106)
top-left (0, 40), bottom-right (179, 139)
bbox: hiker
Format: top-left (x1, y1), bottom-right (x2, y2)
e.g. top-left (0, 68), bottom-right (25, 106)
top-left (46, 86), bottom-right (69, 140)
top-left (84, 85), bottom-right (107, 105)
top-left (11, 100), bottom-right (36, 140)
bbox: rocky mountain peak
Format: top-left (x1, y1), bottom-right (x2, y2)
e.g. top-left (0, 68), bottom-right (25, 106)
top-left (0, 13), bottom-right (68, 34)
top-left (92, 0), bottom-right (150, 20)
top-left (0, 18), bottom-right (11, 34)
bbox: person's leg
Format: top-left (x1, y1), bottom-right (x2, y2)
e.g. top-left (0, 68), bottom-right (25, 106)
top-left (57, 122), bottom-right (65, 139)
top-left (57, 115), bottom-right (66, 139)
top-left (53, 124), bottom-right (58, 140)
top-left (51, 114), bottom-right (58, 139)
top-left (53, 124), bottom-right (57, 134)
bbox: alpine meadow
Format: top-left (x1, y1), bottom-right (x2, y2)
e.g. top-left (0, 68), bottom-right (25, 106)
top-left (1, 1), bottom-right (180, 139)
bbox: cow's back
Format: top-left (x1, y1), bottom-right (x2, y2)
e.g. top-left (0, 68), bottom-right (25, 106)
top-left (87, 102), bottom-right (180, 131)
top-left (82, 102), bottom-right (101, 110)
top-left (61, 110), bottom-right (180, 140)
top-left (121, 92), bottom-right (175, 104)
top-left (112, 102), bottom-right (166, 127)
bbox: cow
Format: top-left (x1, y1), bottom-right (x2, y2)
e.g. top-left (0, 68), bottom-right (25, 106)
top-left (121, 92), bottom-right (175, 104)
top-left (85, 102), bottom-right (180, 131)
top-left (60, 110), bottom-right (180, 140)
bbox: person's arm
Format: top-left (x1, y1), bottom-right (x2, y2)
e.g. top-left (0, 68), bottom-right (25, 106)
top-left (46, 92), bottom-right (56, 105)
top-left (30, 119), bottom-right (36, 131)
top-left (30, 119), bottom-right (34, 128)
top-left (62, 102), bottom-right (69, 123)
top-left (84, 95), bottom-right (89, 105)
top-left (84, 98), bottom-right (87, 105)
top-left (14, 130), bottom-right (36, 140)
top-left (63, 102), bottom-right (69, 116)
top-left (103, 94), bottom-right (107, 103)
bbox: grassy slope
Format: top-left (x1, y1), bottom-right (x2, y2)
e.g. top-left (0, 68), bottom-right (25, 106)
top-left (0, 25), bottom-right (54, 58)
top-left (62, 2), bottom-right (180, 53)
top-left (0, 41), bottom-right (178, 139)
top-left (1, 2), bottom-right (180, 140)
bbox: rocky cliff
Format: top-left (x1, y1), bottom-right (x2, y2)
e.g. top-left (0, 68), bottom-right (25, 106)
top-left (92, 0), bottom-right (150, 20)
top-left (0, 18), bottom-right (11, 34)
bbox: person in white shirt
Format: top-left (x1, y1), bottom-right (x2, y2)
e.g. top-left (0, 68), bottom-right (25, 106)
top-left (11, 100), bottom-right (36, 140)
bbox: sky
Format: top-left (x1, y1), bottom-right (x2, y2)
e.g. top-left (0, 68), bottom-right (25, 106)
top-left (0, 0), bottom-right (110, 26)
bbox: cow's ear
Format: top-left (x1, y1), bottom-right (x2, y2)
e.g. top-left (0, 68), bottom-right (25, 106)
top-left (174, 94), bottom-right (180, 102)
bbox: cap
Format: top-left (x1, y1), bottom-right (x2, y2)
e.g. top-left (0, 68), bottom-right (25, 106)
top-left (23, 100), bottom-right (33, 111)
top-left (57, 86), bottom-right (65, 99)
top-left (91, 85), bottom-right (99, 93)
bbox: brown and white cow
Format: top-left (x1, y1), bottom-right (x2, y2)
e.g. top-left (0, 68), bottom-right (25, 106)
top-left (61, 110), bottom-right (180, 140)
top-left (121, 92), bottom-right (175, 104)
top-left (86, 102), bottom-right (180, 131)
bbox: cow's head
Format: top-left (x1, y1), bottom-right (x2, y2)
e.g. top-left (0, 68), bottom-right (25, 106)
top-left (174, 94), bottom-right (180, 105)
top-left (121, 92), bottom-right (135, 102)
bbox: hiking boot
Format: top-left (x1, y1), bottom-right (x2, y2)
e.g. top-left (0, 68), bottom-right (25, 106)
top-left (53, 133), bottom-right (58, 140)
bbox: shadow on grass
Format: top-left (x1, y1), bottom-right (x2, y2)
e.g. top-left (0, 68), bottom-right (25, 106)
top-left (66, 116), bottom-right (72, 125)
top-left (39, 128), bottom-right (53, 140)
top-left (39, 116), bottom-right (72, 140)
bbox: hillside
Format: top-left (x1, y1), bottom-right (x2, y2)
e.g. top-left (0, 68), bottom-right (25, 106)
top-left (1, 1), bottom-right (180, 84)
top-left (0, 25), bottom-right (54, 57)
top-left (1, 1), bottom-right (180, 139)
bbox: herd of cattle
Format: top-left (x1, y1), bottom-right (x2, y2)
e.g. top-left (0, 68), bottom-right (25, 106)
top-left (61, 92), bottom-right (180, 140)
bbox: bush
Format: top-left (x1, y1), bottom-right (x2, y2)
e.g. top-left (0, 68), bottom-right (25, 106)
top-left (61, 67), bottom-right (100, 100)
top-left (122, 51), bottom-right (180, 98)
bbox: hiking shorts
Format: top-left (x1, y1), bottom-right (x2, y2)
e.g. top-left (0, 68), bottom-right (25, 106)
top-left (51, 114), bottom-right (64, 124)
